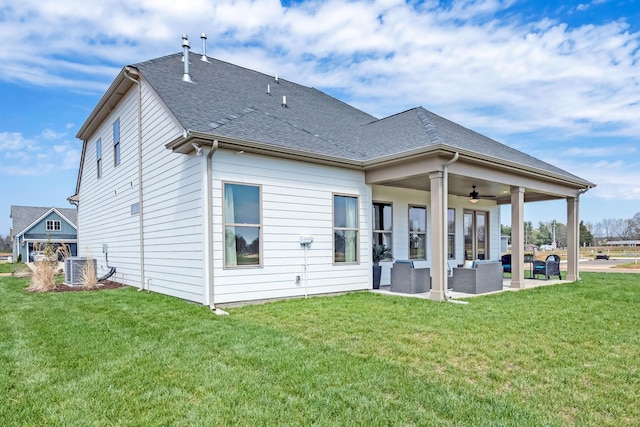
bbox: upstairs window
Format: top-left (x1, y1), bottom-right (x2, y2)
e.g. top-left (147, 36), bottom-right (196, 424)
top-left (334, 194), bottom-right (359, 263)
top-left (46, 220), bottom-right (61, 231)
top-left (224, 183), bottom-right (261, 268)
top-left (113, 118), bottom-right (121, 167)
top-left (96, 138), bottom-right (102, 179)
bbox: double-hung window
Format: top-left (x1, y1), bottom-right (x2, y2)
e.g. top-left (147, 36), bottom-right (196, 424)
top-left (409, 206), bottom-right (426, 260)
top-left (372, 202), bottom-right (392, 255)
top-left (334, 194), bottom-right (359, 263)
top-left (46, 220), bottom-right (61, 231)
top-left (96, 138), bottom-right (102, 179)
top-left (224, 183), bottom-right (261, 267)
top-left (113, 118), bottom-right (121, 167)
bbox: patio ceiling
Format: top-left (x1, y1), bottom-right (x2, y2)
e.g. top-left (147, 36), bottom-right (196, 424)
top-left (364, 151), bottom-right (590, 205)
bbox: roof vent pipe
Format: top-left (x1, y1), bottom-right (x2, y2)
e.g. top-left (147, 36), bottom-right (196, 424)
top-left (200, 33), bottom-right (209, 62)
top-left (282, 95), bottom-right (287, 107)
top-left (267, 84), bottom-right (271, 95)
top-left (275, 74), bottom-right (279, 84)
top-left (182, 35), bottom-right (192, 83)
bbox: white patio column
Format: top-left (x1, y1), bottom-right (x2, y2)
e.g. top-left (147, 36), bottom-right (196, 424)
top-left (510, 186), bottom-right (525, 289)
top-left (566, 196), bottom-right (579, 281)
top-left (429, 171), bottom-right (446, 301)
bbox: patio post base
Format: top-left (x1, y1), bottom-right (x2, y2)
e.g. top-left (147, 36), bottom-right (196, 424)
top-left (510, 279), bottom-right (526, 289)
top-left (430, 289), bottom-right (447, 302)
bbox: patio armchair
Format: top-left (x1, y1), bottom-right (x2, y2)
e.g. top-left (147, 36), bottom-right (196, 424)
top-left (532, 254), bottom-right (562, 280)
top-left (500, 254), bottom-right (511, 275)
top-left (390, 261), bottom-right (430, 294)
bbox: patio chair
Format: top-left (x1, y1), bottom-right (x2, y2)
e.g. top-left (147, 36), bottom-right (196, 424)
top-left (390, 261), bottom-right (430, 294)
top-left (532, 254), bottom-right (562, 280)
top-left (501, 254), bottom-right (511, 275)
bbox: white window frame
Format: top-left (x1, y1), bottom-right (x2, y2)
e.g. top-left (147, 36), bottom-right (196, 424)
top-left (46, 220), bottom-right (61, 231)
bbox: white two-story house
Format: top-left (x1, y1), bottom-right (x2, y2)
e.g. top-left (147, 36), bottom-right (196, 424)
top-left (71, 42), bottom-right (594, 307)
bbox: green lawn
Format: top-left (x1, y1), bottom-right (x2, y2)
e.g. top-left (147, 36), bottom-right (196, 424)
top-left (0, 262), bottom-right (18, 274)
top-left (1, 273), bottom-right (638, 426)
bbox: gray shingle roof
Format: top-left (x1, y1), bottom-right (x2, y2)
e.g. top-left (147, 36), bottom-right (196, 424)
top-left (133, 52), bottom-right (589, 183)
top-left (10, 206), bottom-right (77, 236)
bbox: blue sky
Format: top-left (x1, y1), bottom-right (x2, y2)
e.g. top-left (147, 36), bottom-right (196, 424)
top-left (1, 0), bottom-right (639, 234)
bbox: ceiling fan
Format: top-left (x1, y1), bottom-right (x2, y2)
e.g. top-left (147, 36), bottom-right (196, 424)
top-left (468, 185), bottom-right (496, 204)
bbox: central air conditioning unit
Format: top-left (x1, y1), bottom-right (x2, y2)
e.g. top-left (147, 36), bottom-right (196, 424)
top-left (64, 257), bottom-right (97, 286)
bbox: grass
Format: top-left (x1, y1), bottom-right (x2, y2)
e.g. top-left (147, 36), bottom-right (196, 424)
top-left (1, 273), bottom-right (638, 426)
top-left (0, 262), bottom-right (18, 274)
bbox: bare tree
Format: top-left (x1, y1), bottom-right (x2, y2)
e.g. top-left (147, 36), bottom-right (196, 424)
top-left (0, 234), bottom-right (11, 252)
top-left (613, 218), bottom-right (635, 240)
top-left (631, 212), bottom-right (640, 239)
top-left (598, 218), bottom-right (617, 241)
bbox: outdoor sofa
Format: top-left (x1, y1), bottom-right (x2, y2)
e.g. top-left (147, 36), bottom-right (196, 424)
top-left (451, 260), bottom-right (503, 294)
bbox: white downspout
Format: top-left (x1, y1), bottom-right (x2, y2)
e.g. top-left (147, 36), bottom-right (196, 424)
top-left (124, 67), bottom-right (146, 292)
top-left (443, 152), bottom-right (459, 300)
top-left (203, 140), bottom-right (227, 315)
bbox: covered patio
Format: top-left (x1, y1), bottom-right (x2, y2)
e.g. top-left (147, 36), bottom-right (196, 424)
top-left (366, 134), bottom-right (594, 301)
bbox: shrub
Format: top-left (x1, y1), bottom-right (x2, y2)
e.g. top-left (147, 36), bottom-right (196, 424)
top-left (25, 242), bottom-right (60, 293)
top-left (81, 255), bottom-right (98, 289)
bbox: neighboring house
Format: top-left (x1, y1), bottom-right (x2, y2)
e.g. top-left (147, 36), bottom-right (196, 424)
top-left (606, 240), bottom-right (640, 247)
top-left (71, 39), bottom-right (595, 306)
top-left (10, 206), bottom-right (78, 262)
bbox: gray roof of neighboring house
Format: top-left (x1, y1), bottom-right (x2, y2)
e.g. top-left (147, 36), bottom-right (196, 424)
top-left (10, 206), bottom-right (78, 236)
top-left (132, 52), bottom-right (588, 183)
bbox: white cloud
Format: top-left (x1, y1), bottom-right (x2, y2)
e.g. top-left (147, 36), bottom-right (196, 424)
top-left (562, 145), bottom-right (637, 157)
top-left (1, 0), bottom-right (639, 203)
top-left (0, 129), bottom-right (79, 176)
top-left (577, 0), bottom-right (609, 12)
top-left (41, 129), bottom-right (67, 140)
top-left (1, 0), bottom-right (638, 139)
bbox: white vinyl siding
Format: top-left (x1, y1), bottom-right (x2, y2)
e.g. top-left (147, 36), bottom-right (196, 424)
top-left (77, 77), bottom-right (205, 302)
top-left (211, 151), bottom-right (370, 304)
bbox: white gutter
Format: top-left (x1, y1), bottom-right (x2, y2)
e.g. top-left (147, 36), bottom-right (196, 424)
top-left (124, 67), bottom-right (146, 292)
